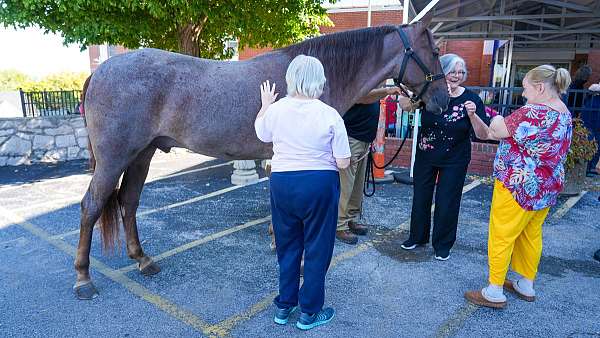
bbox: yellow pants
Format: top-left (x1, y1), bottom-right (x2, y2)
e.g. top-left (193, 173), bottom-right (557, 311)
top-left (488, 180), bottom-right (549, 286)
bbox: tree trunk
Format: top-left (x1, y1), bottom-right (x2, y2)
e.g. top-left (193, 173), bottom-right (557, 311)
top-left (177, 17), bottom-right (207, 57)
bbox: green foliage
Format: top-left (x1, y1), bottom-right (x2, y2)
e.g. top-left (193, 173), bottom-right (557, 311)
top-left (21, 72), bottom-right (89, 91)
top-left (0, 69), bottom-right (31, 91)
top-left (0, 0), bottom-right (333, 58)
top-left (566, 118), bottom-right (598, 171)
top-left (0, 70), bottom-right (88, 91)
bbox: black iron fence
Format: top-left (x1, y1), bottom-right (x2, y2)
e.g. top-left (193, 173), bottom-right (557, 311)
top-left (19, 89), bottom-right (82, 117)
top-left (384, 86), bottom-right (600, 139)
top-left (16, 87), bottom-right (599, 120)
top-left (467, 86), bottom-right (599, 117)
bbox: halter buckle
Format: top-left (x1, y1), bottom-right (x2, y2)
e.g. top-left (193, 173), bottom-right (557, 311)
top-left (425, 74), bottom-right (435, 82)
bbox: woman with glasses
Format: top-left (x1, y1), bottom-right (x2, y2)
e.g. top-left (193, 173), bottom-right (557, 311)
top-left (401, 53), bottom-right (490, 260)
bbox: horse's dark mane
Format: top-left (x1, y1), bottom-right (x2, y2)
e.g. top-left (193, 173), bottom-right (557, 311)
top-left (280, 25), bottom-right (399, 90)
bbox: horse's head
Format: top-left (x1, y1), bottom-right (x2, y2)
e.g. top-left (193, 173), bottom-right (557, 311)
top-left (392, 15), bottom-right (449, 114)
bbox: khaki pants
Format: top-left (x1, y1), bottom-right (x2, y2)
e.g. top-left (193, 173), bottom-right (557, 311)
top-left (337, 137), bottom-right (370, 230)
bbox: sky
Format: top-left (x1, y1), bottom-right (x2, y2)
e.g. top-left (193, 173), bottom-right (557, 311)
top-left (0, 27), bottom-right (90, 79)
top-left (0, 1), bottom-right (398, 79)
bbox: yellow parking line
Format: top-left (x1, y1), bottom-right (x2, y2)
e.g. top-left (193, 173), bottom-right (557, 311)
top-left (138, 177), bottom-right (269, 217)
top-left (0, 160), bottom-right (231, 197)
top-left (552, 191), bottom-right (587, 219)
top-left (49, 177), bottom-right (269, 240)
top-left (6, 161), bottom-right (235, 216)
top-left (118, 216), bottom-right (272, 274)
top-left (212, 179), bottom-right (482, 335)
top-left (0, 206), bottom-right (225, 338)
top-left (214, 290), bottom-right (279, 334)
top-left (148, 161), bottom-right (234, 182)
top-left (462, 179), bottom-right (482, 194)
top-left (435, 303), bottom-right (479, 338)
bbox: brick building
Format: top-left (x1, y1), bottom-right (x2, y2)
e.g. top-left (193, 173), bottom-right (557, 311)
top-left (239, 1), bottom-right (600, 88)
top-left (237, 0), bottom-right (599, 175)
top-left (88, 45), bottom-right (128, 72)
top-left (238, 8), bottom-right (495, 88)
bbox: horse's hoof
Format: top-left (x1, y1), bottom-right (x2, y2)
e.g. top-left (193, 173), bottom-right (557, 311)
top-left (139, 260), bottom-right (161, 276)
top-left (74, 281), bottom-right (98, 300)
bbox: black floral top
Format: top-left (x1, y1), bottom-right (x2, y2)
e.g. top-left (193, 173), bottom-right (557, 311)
top-left (417, 89), bottom-right (489, 166)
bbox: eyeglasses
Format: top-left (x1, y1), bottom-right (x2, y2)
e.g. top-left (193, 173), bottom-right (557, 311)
top-left (447, 71), bottom-right (466, 77)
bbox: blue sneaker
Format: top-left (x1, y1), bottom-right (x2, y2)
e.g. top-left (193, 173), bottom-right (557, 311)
top-left (274, 305), bottom-right (297, 325)
top-left (295, 308), bottom-right (335, 330)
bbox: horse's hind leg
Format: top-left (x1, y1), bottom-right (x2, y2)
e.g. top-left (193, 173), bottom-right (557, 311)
top-left (118, 146), bottom-right (159, 275)
top-left (75, 164), bottom-right (126, 299)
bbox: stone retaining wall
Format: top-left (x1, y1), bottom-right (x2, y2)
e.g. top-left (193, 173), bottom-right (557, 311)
top-left (0, 116), bottom-right (89, 166)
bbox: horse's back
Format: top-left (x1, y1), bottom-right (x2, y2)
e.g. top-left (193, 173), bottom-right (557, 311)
top-left (86, 48), bottom-right (278, 160)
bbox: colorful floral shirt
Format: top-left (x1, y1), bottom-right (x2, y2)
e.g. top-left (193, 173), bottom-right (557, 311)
top-left (493, 104), bottom-right (573, 210)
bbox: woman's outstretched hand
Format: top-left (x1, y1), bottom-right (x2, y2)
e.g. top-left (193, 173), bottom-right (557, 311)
top-left (260, 80), bottom-right (279, 109)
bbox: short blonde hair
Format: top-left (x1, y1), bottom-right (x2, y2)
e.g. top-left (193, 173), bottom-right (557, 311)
top-left (286, 55), bottom-right (326, 99)
top-left (526, 64), bottom-right (571, 95)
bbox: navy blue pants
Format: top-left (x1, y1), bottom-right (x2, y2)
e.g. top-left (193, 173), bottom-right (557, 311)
top-left (270, 170), bottom-right (339, 315)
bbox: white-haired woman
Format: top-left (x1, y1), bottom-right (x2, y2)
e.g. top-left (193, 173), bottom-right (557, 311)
top-left (465, 65), bottom-right (572, 308)
top-left (401, 53), bottom-right (490, 260)
top-left (255, 54), bottom-right (350, 330)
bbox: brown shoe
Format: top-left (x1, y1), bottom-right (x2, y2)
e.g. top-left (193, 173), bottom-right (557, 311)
top-left (464, 289), bottom-right (507, 309)
top-left (336, 230), bottom-right (358, 245)
top-left (348, 221), bottom-right (368, 236)
top-left (504, 280), bottom-right (535, 302)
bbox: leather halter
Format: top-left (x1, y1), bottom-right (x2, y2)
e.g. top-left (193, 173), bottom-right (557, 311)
top-left (393, 27), bottom-right (445, 105)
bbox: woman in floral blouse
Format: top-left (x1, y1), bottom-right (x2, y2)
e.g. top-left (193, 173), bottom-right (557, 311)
top-left (401, 53), bottom-right (489, 261)
top-left (464, 65), bottom-right (572, 309)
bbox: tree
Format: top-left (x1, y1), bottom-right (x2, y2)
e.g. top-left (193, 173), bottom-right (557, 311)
top-left (20, 72), bottom-right (89, 91)
top-left (0, 70), bottom-right (88, 91)
top-left (0, 1), bottom-right (332, 59)
top-left (0, 69), bottom-right (30, 91)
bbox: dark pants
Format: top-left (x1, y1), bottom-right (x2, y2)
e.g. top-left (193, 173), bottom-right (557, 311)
top-left (587, 128), bottom-right (600, 173)
top-left (408, 154), bottom-right (468, 255)
top-left (270, 170), bottom-right (339, 315)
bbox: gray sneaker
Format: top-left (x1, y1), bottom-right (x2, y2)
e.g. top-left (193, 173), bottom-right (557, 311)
top-left (274, 305), bottom-right (297, 325)
top-left (296, 307), bottom-right (335, 330)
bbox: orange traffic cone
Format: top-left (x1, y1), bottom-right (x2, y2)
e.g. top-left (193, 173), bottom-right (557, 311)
top-left (372, 99), bottom-right (394, 183)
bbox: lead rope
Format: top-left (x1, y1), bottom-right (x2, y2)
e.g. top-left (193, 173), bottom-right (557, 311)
top-left (363, 129), bottom-right (410, 197)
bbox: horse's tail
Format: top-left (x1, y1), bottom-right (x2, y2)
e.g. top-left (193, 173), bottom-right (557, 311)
top-left (100, 189), bottom-right (121, 253)
top-left (81, 73), bottom-right (121, 252)
top-left (81, 74), bottom-right (96, 171)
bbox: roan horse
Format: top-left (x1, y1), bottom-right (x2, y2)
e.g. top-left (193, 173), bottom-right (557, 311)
top-left (75, 17), bottom-right (449, 299)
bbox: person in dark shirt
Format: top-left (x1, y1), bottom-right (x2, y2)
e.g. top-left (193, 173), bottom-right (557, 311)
top-left (583, 82), bottom-right (600, 176)
top-left (566, 65), bottom-right (592, 116)
top-left (401, 53), bottom-right (490, 260)
top-left (336, 85), bottom-right (413, 244)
